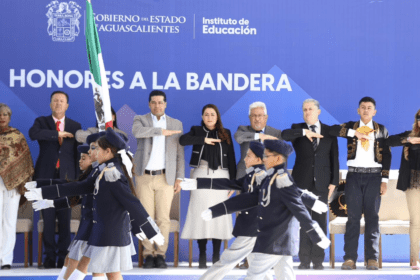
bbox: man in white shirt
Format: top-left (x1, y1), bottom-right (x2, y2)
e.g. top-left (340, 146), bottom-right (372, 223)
top-left (132, 90), bottom-right (185, 268)
top-left (329, 97), bottom-right (391, 270)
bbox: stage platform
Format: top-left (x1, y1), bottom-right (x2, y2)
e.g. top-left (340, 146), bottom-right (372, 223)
top-left (1, 262), bottom-right (420, 279)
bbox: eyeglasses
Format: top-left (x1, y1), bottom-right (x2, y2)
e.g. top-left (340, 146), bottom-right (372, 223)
top-left (417, 116), bottom-right (420, 121)
top-left (263, 154), bottom-right (276, 159)
top-left (250, 114), bottom-right (266, 119)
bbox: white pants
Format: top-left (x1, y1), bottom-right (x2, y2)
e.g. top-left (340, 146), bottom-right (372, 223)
top-left (200, 236), bottom-right (272, 280)
top-left (245, 253), bottom-right (295, 280)
top-left (0, 176), bottom-right (21, 266)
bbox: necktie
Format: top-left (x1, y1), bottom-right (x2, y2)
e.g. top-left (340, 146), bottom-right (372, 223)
top-left (256, 130), bottom-right (263, 142)
top-left (56, 121), bottom-right (62, 168)
top-left (310, 125), bottom-right (318, 151)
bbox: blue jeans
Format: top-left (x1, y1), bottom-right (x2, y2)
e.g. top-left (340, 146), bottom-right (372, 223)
top-left (343, 171), bottom-right (381, 262)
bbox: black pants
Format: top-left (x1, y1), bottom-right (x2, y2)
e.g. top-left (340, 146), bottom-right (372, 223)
top-left (343, 172), bottom-right (381, 262)
top-left (298, 186), bottom-right (328, 265)
top-left (197, 239), bottom-right (222, 256)
top-left (42, 169), bottom-right (71, 262)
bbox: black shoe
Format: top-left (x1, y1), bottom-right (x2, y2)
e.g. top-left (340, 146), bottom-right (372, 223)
top-left (313, 263), bottom-right (324, 270)
top-left (298, 263), bottom-right (310, 269)
top-left (57, 258), bottom-right (65, 269)
top-left (143, 255), bottom-right (155, 269)
top-left (43, 258), bottom-right (56, 269)
top-left (1, 265), bottom-right (11, 270)
top-left (154, 255), bottom-right (167, 269)
top-left (212, 254), bottom-right (220, 264)
top-left (199, 255), bottom-right (207, 269)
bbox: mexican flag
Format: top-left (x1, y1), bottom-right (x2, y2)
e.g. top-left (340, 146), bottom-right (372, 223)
top-left (85, 0), bottom-right (113, 131)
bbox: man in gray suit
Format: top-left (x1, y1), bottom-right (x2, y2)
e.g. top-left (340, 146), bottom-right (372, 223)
top-left (234, 101), bottom-right (282, 179)
top-left (132, 90), bottom-right (185, 269)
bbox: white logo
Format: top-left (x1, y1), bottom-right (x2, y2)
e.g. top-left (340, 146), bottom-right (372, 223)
top-left (46, 1), bottom-right (81, 42)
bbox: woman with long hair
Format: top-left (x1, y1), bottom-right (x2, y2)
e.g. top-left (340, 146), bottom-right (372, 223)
top-left (180, 104), bottom-right (236, 268)
top-left (386, 109), bottom-right (420, 269)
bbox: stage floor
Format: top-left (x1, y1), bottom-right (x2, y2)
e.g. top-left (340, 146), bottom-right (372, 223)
top-left (1, 262), bottom-right (420, 279)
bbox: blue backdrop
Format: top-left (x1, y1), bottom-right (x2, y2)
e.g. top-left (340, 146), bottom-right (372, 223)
top-left (1, 0), bottom-right (419, 264)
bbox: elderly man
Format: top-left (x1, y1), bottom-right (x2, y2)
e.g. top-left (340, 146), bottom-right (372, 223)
top-left (29, 91), bottom-right (81, 269)
top-left (132, 90), bottom-right (185, 269)
top-left (234, 101), bottom-right (282, 179)
top-left (282, 99), bottom-right (339, 270)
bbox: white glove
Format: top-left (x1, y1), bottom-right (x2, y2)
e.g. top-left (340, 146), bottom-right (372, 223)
top-left (149, 232), bottom-right (165, 246)
top-left (32, 200), bottom-right (54, 211)
top-left (301, 189), bottom-right (318, 200)
top-left (24, 188), bottom-right (43, 201)
top-left (135, 231), bottom-right (147, 241)
top-left (201, 209), bottom-right (213, 221)
top-left (312, 200), bottom-right (328, 214)
top-left (25, 181), bottom-right (37, 190)
top-left (180, 178), bottom-right (197, 190)
top-left (317, 237), bottom-right (331, 249)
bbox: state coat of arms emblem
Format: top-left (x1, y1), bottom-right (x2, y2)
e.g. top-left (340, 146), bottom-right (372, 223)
top-left (46, 1), bottom-right (81, 42)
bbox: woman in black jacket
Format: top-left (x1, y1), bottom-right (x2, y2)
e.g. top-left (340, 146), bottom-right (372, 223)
top-left (180, 104), bottom-right (236, 268)
top-left (386, 109), bottom-right (420, 269)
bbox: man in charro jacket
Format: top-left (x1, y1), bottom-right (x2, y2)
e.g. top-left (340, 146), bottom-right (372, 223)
top-left (329, 96), bottom-right (391, 270)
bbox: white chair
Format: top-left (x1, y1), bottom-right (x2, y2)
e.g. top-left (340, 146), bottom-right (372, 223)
top-left (329, 170), bottom-right (408, 268)
top-left (16, 200), bottom-right (33, 267)
top-left (377, 174), bottom-right (409, 268)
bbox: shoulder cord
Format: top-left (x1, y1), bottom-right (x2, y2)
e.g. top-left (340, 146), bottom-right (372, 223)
top-left (261, 173), bottom-right (278, 207)
top-left (93, 166), bottom-right (115, 195)
top-left (247, 173), bottom-right (257, 193)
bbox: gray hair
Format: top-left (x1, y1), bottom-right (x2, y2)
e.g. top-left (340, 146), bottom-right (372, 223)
top-left (302, 99), bottom-right (320, 110)
top-left (0, 103), bottom-right (12, 117)
top-left (249, 101), bottom-right (267, 115)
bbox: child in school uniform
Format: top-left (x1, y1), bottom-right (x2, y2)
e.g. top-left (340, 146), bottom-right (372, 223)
top-left (25, 128), bottom-right (164, 280)
top-left (199, 139), bottom-right (330, 280)
top-left (28, 133), bottom-right (108, 280)
top-left (181, 141), bottom-right (328, 280)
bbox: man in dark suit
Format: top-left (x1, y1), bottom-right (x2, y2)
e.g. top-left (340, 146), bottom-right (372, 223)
top-left (29, 91), bottom-right (81, 269)
top-left (234, 101), bottom-right (282, 179)
top-left (282, 99), bottom-right (339, 270)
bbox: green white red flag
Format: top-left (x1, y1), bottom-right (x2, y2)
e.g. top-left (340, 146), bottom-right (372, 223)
top-left (85, 0), bottom-right (113, 131)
